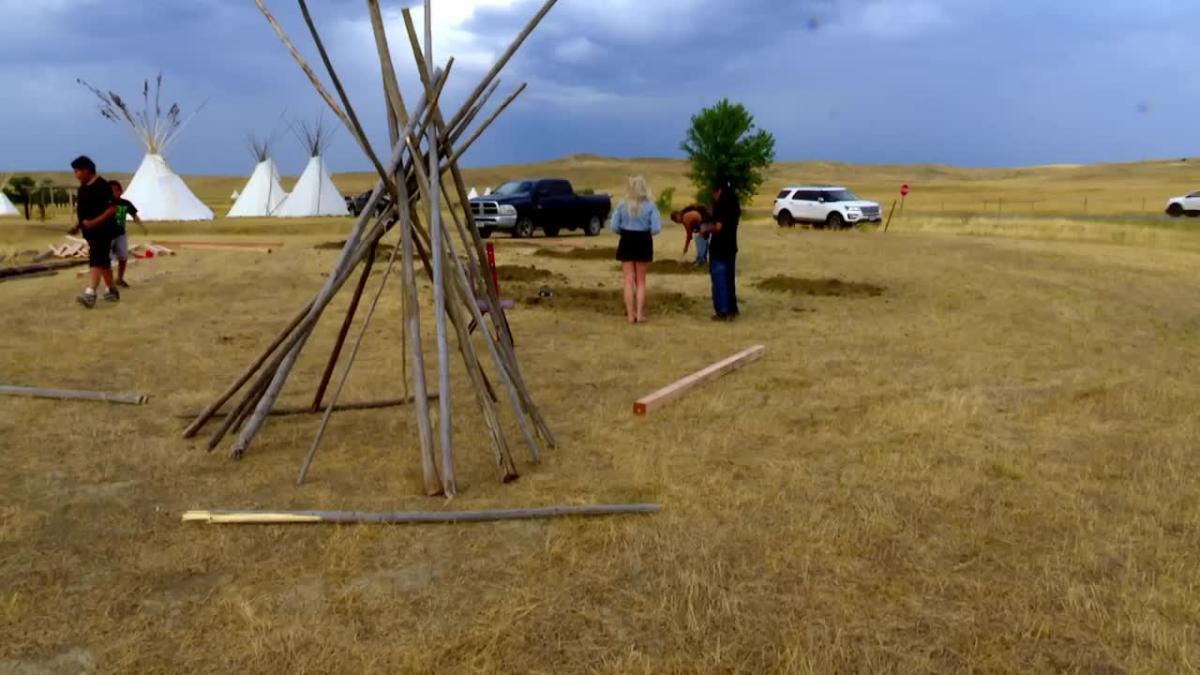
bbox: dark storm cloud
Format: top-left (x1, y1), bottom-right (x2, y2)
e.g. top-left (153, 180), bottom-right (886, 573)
top-left (1, 0), bottom-right (1199, 174)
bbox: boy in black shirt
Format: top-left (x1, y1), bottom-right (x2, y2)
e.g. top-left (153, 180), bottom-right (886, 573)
top-left (69, 156), bottom-right (119, 308)
top-left (109, 180), bottom-right (140, 288)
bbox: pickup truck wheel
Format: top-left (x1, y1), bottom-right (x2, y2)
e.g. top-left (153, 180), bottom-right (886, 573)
top-left (514, 217), bottom-right (535, 239)
top-left (584, 215), bottom-right (603, 237)
top-left (777, 211), bottom-right (795, 228)
top-left (1167, 203), bottom-right (1184, 217)
top-left (479, 227), bottom-right (493, 239)
top-left (825, 212), bottom-right (845, 230)
top-left (544, 225), bottom-right (561, 237)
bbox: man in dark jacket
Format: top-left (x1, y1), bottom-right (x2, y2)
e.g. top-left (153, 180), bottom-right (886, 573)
top-left (68, 156), bottom-right (119, 308)
top-left (703, 178), bottom-right (741, 320)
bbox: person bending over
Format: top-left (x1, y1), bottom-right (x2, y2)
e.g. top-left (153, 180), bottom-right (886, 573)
top-left (610, 175), bottom-right (662, 324)
top-left (671, 203), bottom-right (712, 266)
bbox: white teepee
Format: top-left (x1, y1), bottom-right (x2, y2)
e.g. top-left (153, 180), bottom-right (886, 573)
top-left (0, 192), bottom-right (18, 217)
top-left (80, 74), bottom-right (213, 221)
top-left (0, 176), bottom-right (18, 217)
top-left (274, 120), bottom-right (348, 218)
top-left (228, 136), bottom-right (287, 217)
top-left (467, 187), bottom-right (479, 199)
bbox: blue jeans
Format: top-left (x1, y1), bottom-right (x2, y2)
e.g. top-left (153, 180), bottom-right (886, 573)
top-left (710, 256), bottom-right (738, 317)
top-left (694, 235), bottom-right (709, 265)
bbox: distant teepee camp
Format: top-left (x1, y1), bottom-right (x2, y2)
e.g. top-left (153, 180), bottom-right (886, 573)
top-left (228, 136), bottom-right (287, 217)
top-left (78, 74), bottom-right (213, 221)
top-left (274, 120), bottom-right (348, 218)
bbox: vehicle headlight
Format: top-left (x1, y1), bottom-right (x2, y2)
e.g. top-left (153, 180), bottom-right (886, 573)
top-left (846, 206), bottom-right (862, 213)
top-left (499, 204), bottom-right (517, 215)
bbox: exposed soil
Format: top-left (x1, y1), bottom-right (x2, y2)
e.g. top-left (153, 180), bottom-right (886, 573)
top-left (314, 240), bottom-right (395, 256)
top-left (495, 264), bottom-right (562, 283)
top-left (755, 275), bottom-right (885, 298)
top-left (534, 246), bottom-right (617, 261)
top-left (520, 284), bottom-right (701, 315)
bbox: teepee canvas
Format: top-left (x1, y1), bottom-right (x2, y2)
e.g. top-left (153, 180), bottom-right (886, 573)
top-left (0, 176), bottom-right (18, 217)
top-left (274, 120), bottom-right (348, 218)
top-left (79, 74), bottom-right (213, 221)
top-left (468, 187), bottom-right (479, 199)
top-left (228, 136), bottom-right (287, 217)
top-left (0, 192), bottom-right (18, 217)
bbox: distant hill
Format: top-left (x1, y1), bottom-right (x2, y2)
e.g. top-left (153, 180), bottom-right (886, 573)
top-left (7, 156), bottom-right (1197, 216)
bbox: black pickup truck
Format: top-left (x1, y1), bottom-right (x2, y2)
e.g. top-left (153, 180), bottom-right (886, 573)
top-left (469, 178), bottom-right (612, 238)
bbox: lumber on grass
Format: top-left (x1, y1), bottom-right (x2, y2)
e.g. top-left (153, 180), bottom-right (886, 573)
top-left (181, 503), bottom-right (661, 525)
top-left (634, 345), bottom-right (766, 416)
top-left (0, 385), bottom-right (147, 406)
top-left (156, 243), bottom-right (274, 254)
top-left (0, 259), bottom-right (88, 279)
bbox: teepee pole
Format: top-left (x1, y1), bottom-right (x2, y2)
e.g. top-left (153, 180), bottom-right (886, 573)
top-left (422, 1), bottom-right (456, 497)
top-left (311, 239), bottom-right (377, 412)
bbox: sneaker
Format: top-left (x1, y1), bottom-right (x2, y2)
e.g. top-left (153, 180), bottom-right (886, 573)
top-left (711, 314), bottom-right (729, 322)
top-left (116, 279), bottom-right (130, 289)
top-left (103, 289), bottom-right (120, 303)
top-left (77, 292), bottom-right (96, 309)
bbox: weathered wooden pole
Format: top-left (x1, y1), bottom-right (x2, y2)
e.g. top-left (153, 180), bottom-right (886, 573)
top-left (425, 0), bottom-right (456, 497)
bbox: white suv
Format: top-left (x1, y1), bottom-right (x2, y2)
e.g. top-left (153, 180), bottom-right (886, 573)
top-left (1165, 191), bottom-right (1200, 218)
top-left (773, 186), bottom-right (882, 229)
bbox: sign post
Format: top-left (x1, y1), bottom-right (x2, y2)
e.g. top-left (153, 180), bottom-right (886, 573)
top-left (899, 183), bottom-right (910, 215)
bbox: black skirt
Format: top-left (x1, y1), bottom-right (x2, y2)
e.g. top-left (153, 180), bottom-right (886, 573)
top-left (616, 230), bottom-right (654, 263)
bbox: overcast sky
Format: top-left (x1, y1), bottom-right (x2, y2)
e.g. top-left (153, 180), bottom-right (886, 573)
top-left (2, 0), bottom-right (1199, 175)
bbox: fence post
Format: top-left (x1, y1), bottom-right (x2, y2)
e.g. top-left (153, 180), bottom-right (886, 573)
top-left (883, 200), bottom-right (897, 233)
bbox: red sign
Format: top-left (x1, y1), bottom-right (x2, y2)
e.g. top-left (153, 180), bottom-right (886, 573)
top-left (900, 184), bottom-right (910, 197)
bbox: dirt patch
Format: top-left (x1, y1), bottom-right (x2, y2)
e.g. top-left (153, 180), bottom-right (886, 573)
top-left (534, 246), bottom-right (616, 261)
top-left (496, 264), bottom-right (562, 283)
top-left (314, 240), bottom-right (395, 256)
top-left (648, 259), bottom-right (708, 275)
top-left (756, 275), bottom-right (885, 298)
top-left (520, 284), bottom-right (701, 316)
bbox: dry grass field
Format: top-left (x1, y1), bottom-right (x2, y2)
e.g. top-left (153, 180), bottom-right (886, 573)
top-left (2, 158), bottom-right (1200, 673)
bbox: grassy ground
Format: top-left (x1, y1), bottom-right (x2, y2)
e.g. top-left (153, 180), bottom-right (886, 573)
top-left (2, 160), bottom-right (1200, 673)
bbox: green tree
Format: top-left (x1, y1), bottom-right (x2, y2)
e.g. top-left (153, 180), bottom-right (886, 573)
top-left (3, 176), bottom-right (34, 203)
top-left (654, 186), bottom-right (676, 215)
top-left (681, 99), bottom-right (775, 204)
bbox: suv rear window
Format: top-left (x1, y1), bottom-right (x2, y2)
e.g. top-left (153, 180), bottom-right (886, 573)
top-left (777, 189), bottom-right (794, 199)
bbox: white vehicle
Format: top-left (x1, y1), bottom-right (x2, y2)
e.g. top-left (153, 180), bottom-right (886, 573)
top-left (1165, 191), bottom-right (1200, 218)
top-left (773, 185), bottom-right (882, 229)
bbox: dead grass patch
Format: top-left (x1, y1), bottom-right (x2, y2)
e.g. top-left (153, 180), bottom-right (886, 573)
top-left (496, 264), bottom-right (561, 283)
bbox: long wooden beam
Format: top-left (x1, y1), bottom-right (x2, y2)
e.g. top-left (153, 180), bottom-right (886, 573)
top-left (0, 385), bottom-right (147, 406)
top-left (182, 503), bottom-right (662, 525)
top-left (633, 346), bottom-right (766, 416)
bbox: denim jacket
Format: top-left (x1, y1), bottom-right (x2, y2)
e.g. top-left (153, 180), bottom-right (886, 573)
top-left (609, 200), bottom-right (662, 235)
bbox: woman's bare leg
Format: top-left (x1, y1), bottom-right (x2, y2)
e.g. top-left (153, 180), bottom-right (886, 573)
top-left (622, 262), bottom-right (637, 323)
top-left (635, 262), bottom-right (649, 322)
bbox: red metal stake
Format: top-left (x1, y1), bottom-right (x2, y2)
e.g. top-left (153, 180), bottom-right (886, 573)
top-left (486, 242), bottom-right (500, 296)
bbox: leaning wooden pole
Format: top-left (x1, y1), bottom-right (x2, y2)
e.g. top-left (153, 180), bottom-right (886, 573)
top-left (423, 0), bottom-right (456, 497)
top-left (183, 503), bottom-right (662, 525)
top-left (311, 240), bottom-right (377, 411)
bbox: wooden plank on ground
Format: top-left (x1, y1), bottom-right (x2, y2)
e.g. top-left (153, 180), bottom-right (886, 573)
top-left (0, 385), bottom-right (148, 405)
top-left (181, 503), bottom-right (662, 525)
top-left (151, 240), bottom-right (284, 248)
top-left (153, 243), bottom-right (274, 254)
top-left (0, 259), bottom-right (88, 279)
top-left (633, 345), bottom-right (765, 416)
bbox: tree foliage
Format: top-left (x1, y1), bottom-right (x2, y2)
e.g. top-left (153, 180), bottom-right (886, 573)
top-left (681, 99), bottom-right (775, 204)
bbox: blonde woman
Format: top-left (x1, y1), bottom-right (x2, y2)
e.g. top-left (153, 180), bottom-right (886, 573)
top-left (609, 176), bottom-right (662, 324)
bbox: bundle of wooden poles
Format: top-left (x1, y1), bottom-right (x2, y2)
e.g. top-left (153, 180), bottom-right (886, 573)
top-left (184, 0), bottom-right (560, 497)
